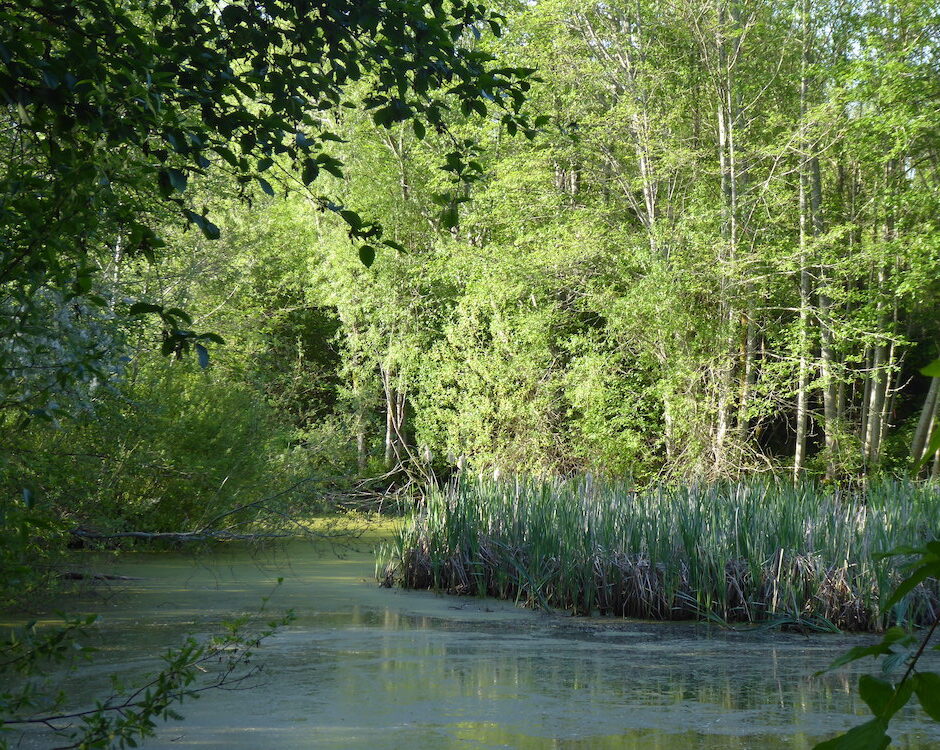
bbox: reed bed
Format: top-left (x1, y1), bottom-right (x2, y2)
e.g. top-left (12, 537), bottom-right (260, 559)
top-left (378, 477), bottom-right (940, 632)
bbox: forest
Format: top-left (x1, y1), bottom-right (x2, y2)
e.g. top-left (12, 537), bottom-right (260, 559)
top-left (1, 0), bottom-right (940, 748)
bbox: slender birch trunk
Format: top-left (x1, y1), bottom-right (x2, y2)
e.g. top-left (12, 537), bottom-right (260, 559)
top-left (382, 366), bottom-right (395, 467)
top-left (911, 377), bottom-right (939, 467)
top-left (713, 0), bottom-right (740, 475)
top-left (793, 0), bottom-right (812, 479)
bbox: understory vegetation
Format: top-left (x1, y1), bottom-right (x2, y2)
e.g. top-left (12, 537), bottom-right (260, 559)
top-left (380, 477), bottom-right (940, 633)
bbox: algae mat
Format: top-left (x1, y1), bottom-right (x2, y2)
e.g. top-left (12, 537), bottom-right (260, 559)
top-left (8, 540), bottom-right (940, 749)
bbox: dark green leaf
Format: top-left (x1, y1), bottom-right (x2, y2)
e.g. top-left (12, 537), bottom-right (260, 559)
top-left (195, 343), bottom-right (209, 369)
top-left (885, 564), bottom-right (938, 609)
top-left (164, 308), bottom-right (192, 326)
top-left (858, 675), bottom-right (910, 719)
top-left (257, 177), bottom-right (275, 196)
top-left (340, 210), bottom-right (363, 230)
top-left (129, 302), bottom-right (163, 316)
top-left (182, 209), bottom-right (221, 240)
top-left (917, 425), bottom-right (940, 470)
top-left (359, 245), bottom-right (375, 268)
top-left (167, 168), bottom-right (187, 192)
top-left (818, 643), bottom-right (895, 674)
top-left (811, 719), bottom-right (890, 750)
top-left (913, 673), bottom-right (940, 720)
top-left (320, 159), bottom-right (343, 179)
top-left (441, 203), bottom-right (459, 229)
top-left (302, 159), bottom-right (319, 185)
top-left (920, 359), bottom-right (940, 377)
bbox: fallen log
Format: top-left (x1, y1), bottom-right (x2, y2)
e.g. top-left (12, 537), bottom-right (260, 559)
top-left (69, 529), bottom-right (294, 543)
top-left (60, 572), bottom-right (144, 581)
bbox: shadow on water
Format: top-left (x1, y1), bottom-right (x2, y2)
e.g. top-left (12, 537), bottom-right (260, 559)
top-left (8, 539), bottom-right (940, 749)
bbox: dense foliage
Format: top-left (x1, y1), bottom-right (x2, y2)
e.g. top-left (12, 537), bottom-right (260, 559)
top-left (0, 0), bottom-right (537, 552)
top-left (112, 0), bottom-right (937, 484)
top-left (3, 0), bottom-right (939, 540)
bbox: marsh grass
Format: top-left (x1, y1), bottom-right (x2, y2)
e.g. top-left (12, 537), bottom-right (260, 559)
top-left (378, 477), bottom-right (940, 632)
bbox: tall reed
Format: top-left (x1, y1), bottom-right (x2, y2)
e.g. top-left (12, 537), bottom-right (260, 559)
top-left (378, 477), bottom-right (940, 632)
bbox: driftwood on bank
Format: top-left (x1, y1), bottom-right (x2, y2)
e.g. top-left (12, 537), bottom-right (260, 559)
top-left (60, 571), bottom-right (144, 581)
top-left (67, 476), bottom-right (345, 546)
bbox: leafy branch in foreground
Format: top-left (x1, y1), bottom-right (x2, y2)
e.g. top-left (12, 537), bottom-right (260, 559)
top-left (1, 596), bottom-right (293, 750)
top-left (812, 542), bottom-right (940, 749)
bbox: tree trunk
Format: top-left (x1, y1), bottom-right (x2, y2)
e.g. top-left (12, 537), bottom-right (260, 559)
top-left (864, 336), bottom-right (888, 467)
top-left (382, 366), bottom-right (396, 467)
top-left (793, 0), bottom-right (812, 479)
top-left (911, 377), bottom-right (939, 467)
top-left (810, 152), bottom-right (839, 479)
top-left (713, 0), bottom-right (740, 476)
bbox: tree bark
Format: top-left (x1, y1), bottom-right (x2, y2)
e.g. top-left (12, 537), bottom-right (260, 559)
top-left (911, 377), bottom-right (939, 467)
top-left (793, 0), bottom-right (812, 479)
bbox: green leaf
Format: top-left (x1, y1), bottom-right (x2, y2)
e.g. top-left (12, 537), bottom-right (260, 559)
top-left (302, 159), bottom-right (319, 185)
top-left (875, 546), bottom-right (927, 559)
top-left (359, 245), bottom-right (375, 268)
top-left (412, 120), bottom-right (426, 140)
top-left (195, 343), bottom-right (209, 369)
top-left (215, 146), bottom-right (238, 167)
top-left (913, 672), bottom-right (940, 720)
top-left (257, 157), bottom-right (273, 172)
top-left (885, 564), bottom-right (939, 609)
top-left (167, 168), bottom-right (187, 192)
top-left (319, 159), bottom-right (343, 179)
top-left (441, 203), bottom-right (459, 229)
top-left (257, 177), bottom-right (275, 196)
top-left (199, 333), bottom-right (226, 345)
top-left (818, 643), bottom-right (895, 674)
top-left (164, 308), bottom-right (192, 326)
top-left (859, 675), bottom-right (911, 720)
top-left (881, 626), bottom-right (914, 645)
top-left (812, 719), bottom-right (890, 750)
top-left (859, 675), bottom-right (895, 718)
top-left (340, 209), bottom-right (363, 230)
top-left (916, 425), bottom-right (940, 470)
top-left (129, 302), bottom-right (163, 316)
top-left (920, 359), bottom-right (940, 377)
top-left (182, 209), bottom-right (221, 240)
top-left (72, 273), bottom-right (92, 294)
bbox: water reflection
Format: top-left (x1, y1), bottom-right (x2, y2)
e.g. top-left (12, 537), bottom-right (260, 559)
top-left (7, 542), bottom-right (938, 749)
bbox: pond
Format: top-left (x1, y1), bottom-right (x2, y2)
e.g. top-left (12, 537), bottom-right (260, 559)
top-left (7, 535), bottom-right (939, 749)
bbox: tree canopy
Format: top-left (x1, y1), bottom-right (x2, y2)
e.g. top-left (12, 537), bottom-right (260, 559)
top-left (0, 0), bottom-right (536, 417)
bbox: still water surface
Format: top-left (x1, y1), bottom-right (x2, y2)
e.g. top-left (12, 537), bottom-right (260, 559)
top-left (10, 538), bottom-right (940, 749)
